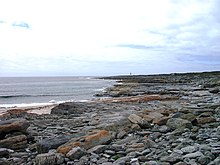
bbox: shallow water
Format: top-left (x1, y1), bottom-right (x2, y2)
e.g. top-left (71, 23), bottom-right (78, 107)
top-left (0, 76), bottom-right (115, 108)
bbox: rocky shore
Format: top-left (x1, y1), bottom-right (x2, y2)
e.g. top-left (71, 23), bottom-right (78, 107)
top-left (0, 71), bottom-right (220, 165)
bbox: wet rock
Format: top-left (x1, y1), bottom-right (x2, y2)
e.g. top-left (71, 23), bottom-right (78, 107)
top-left (167, 118), bottom-right (192, 130)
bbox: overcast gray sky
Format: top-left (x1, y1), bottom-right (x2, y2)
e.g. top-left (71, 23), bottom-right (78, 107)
top-left (0, 0), bottom-right (220, 76)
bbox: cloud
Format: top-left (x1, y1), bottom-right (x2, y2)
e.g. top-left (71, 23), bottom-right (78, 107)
top-left (116, 44), bottom-right (162, 50)
top-left (12, 22), bottom-right (30, 29)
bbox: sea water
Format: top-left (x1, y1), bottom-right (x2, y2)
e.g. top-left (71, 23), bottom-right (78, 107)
top-left (0, 76), bottom-right (115, 108)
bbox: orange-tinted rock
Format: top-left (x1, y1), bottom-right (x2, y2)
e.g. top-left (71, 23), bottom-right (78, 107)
top-left (57, 142), bottom-right (81, 155)
top-left (82, 130), bottom-right (111, 150)
top-left (57, 130), bottom-right (111, 155)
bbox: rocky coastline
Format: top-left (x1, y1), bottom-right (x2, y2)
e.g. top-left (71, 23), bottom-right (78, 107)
top-left (0, 71), bottom-right (220, 165)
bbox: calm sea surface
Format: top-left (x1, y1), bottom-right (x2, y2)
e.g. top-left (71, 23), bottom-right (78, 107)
top-left (0, 77), bottom-right (115, 108)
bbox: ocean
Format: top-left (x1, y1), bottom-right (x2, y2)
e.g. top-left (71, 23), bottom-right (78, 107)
top-left (0, 76), bottom-right (115, 108)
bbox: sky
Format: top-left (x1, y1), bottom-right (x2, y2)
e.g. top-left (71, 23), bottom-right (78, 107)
top-left (0, 0), bottom-right (220, 76)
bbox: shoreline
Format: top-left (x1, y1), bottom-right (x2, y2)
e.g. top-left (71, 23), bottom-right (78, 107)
top-left (0, 71), bottom-right (219, 164)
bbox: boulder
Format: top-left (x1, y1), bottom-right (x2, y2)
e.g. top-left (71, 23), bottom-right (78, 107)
top-left (51, 102), bottom-right (88, 115)
top-left (0, 118), bottom-right (29, 138)
top-left (0, 135), bottom-right (27, 150)
top-left (166, 118), bottom-right (192, 129)
top-left (57, 130), bottom-right (111, 155)
top-left (82, 130), bottom-right (112, 149)
top-left (128, 114), bottom-right (151, 128)
top-left (37, 135), bottom-right (71, 153)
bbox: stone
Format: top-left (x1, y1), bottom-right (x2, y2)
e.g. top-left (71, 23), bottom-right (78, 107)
top-left (66, 147), bottom-right (86, 160)
top-left (0, 118), bottom-right (29, 138)
top-left (37, 135), bottom-right (71, 153)
top-left (181, 146), bottom-right (197, 154)
top-left (57, 141), bottom-right (82, 156)
top-left (57, 130), bottom-right (111, 155)
top-left (78, 156), bottom-right (89, 165)
top-left (0, 158), bottom-right (10, 165)
top-left (82, 130), bottom-right (111, 149)
top-left (141, 149), bottom-right (151, 155)
top-left (131, 124), bottom-right (142, 131)
top-left (87, 145), bottom-right (107, 154)
top-left (117, 130), bottom-right (127, 139)
top-left (198, 156), bottom-right (211, 165)
top-left (128, 114), bottom-right (142, 124)
top-left (160, 152), bottom-right (183, 163)
top-left (158, 125), bottom-right (171, 133)
top-left (209, 88), bottom-right (219, 94)
top-left (167, 118), bottom-right (192, 129)
top-left (113, 156), bottom-right (133, 164)
top-left (148, 112), bottom-right (164, 119)
top-left (35, 153), bottom-right (64, 165)
top-left (138, 119), bottom-right (151, 129)
top-left (0, 135), bottom-right (27, 150)
top-left (181, 113), bottom-right (197, 122)
top-left (183, 151), bottom-right (204, 159)
top-left (105, 150), bottom-right (115, 155)
top-left (51, 102), bottom-right (87, 115)
top-left (0, 148), bottom-right (11, 158)
top-left (143, 139), bottom-right (157, 148)
top-left (153, 116), bottom-right (170, 126)
top-left (197, 117), bottom-right (216, 124)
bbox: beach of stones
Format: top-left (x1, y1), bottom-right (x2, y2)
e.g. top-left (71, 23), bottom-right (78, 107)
top-left (0, 72), bottom-right (220, 165)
